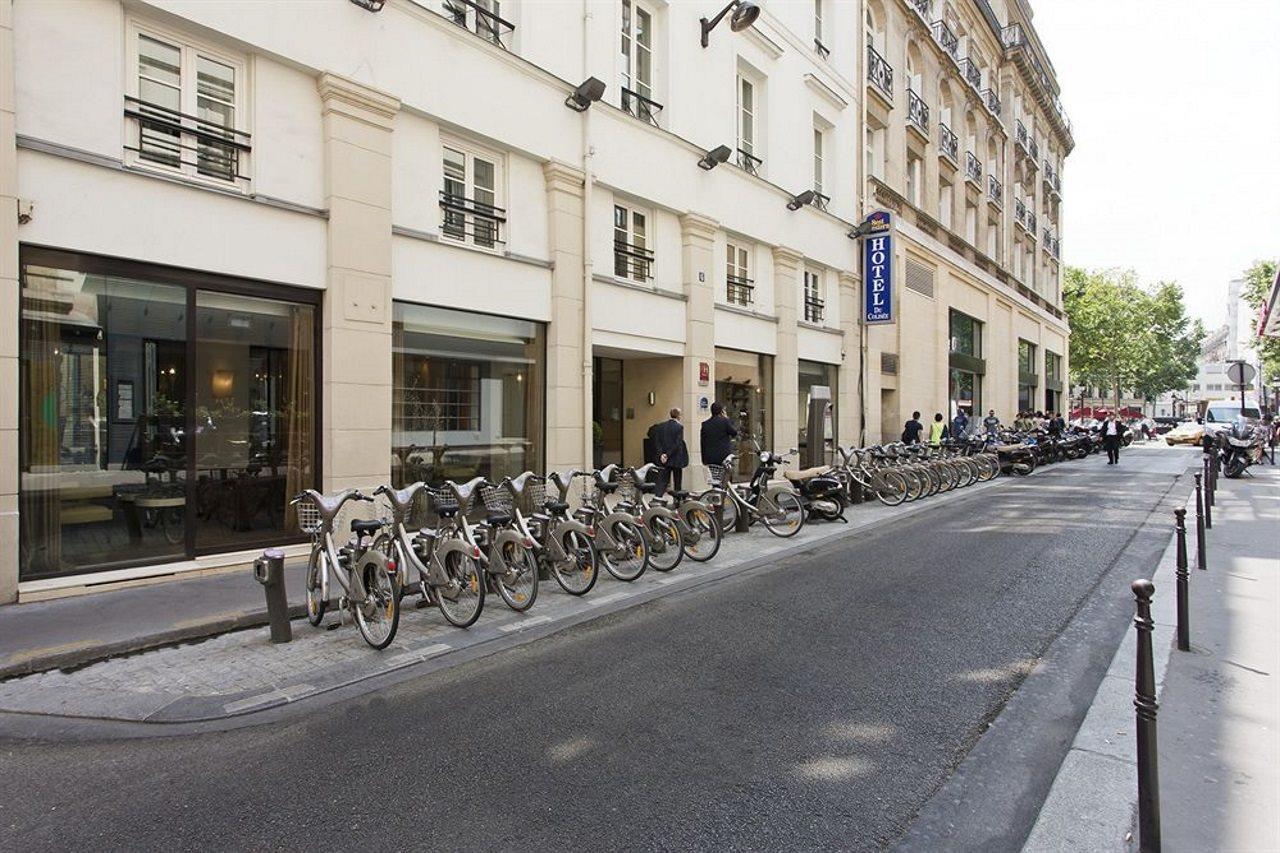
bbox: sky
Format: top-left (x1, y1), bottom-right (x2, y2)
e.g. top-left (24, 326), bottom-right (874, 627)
top-left (1030, 0), bottom-right (1280, 330)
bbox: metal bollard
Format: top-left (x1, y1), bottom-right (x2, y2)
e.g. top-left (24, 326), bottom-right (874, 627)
top-left (735, 497), bottom-right (751, 534)
top-left (253, 548), bottom-right (292, 643)
top-left (1132, 578), bottom-right (1162, 853)
top-left (1193, 474), bottom-right (1207, 571)
top-left (1204, 466), bottom-right (1213, 530)
top-left (1174, 509), bottom-right (1190, 652)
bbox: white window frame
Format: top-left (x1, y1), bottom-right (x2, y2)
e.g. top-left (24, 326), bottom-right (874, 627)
top-left (440, 135), bottom-right (506, 252)
top-left (613, 201), bottom-right (652, 282)
top-left (813, 125), bottom-right (825, 195)
top-left (804, 268), bottom-right (824, 324)
top-left (815, 0), bottom-right (825, 46)
top-left (445, 0), bottom-right (508, 48)
top-left (736, 71), bottom-right (760, 169)
top-left (725, 240), bottom-right (752, 306)
top-left (620, 0), bottom-right (656, 111)
top-left (125, 18), bottom-right (250, 190)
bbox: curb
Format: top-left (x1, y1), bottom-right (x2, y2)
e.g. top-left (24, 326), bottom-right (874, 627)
top-left (1019, 484), bottom-right (1187, 852)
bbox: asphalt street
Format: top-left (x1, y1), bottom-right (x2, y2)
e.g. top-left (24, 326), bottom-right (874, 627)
top-left (0, 446), bottom-right (1195, 852)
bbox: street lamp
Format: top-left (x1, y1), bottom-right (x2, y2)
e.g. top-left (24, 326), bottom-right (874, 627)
top-left (697, 145), bottom-right (733, 170)
top-left (700, 0), bottom-right (762, 48)
top-left (786, 189), bottom-right (817, 211)
top-left (564, 77), bottom-right (606, 112)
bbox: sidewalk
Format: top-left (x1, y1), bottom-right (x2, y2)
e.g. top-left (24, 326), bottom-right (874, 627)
top-left (1023, 465), bottom-right (1279, 852)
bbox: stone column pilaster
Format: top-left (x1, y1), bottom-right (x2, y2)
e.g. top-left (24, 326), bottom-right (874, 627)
top-left (838, 270), bottom-right (861, 449)
top-left (316, 73), bottom-right (399, 492)
top-left (0, 0), bottom-right (18, 601)
top-left (773, 246), bottom-right (803, 456)
top-left (680, 212), bottom-right (718, 488)
top-left (543, 161), bottom-right (588, 472)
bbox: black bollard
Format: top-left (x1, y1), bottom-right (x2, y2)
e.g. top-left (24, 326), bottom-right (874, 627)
top-left (1132, 578), bottom-right (1161, 853)
top-left (1193, 474), bottom-right (1207, 571)
top-left (1174, 509), bottom-right (1190, 652)
top-left (1204, 466), bottom-right (1213, 530)
top-left (253, 548), bottom-right (292, 644)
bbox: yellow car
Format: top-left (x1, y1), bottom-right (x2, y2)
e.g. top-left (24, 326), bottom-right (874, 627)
top-left (1164, 422), bottom-right (1205, 446)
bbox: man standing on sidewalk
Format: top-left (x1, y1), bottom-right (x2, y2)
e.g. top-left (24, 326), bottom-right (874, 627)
top-left (653, 407), bottom-right (689, 497)
top-left (903, 411), bottom-right (924, 445)
top-left (700, 402), bottom-right (738, 468)
top-left (1100, 413), bottom-right (1127, 465)
top-left (983, 409), bottom-right (1001, 438)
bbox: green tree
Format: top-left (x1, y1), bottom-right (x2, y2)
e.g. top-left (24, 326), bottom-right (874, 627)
top-left (1240, 259), bottom-right (1279, 384)
top-left (1131, 281), bottom-right (1204, 411)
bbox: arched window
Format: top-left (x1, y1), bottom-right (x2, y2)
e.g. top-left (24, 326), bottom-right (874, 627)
top-left (906, 41), bottom-right (924, 95)
top-left (865, 2), bottom-right (885, 52)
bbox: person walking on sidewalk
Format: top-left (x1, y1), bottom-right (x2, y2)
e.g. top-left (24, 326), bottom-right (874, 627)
top-left (700, 402), bottom-right (738, 468)
top-left (951, 408), bottom-right (970, 439)
top-left (928, 413), bottom-right (947, 446)
top-left (902, 411), bottom-right (924, 445)
top-left (653, 407), bottom-right (689, 497)
top-left (983, 409), bottom-right (1001, 438)
top-left (1100, 413), bottom-right (1128, 465)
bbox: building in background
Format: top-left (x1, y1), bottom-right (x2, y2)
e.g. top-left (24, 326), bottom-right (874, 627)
top-left (0, 0), bottom-right (1069, 602)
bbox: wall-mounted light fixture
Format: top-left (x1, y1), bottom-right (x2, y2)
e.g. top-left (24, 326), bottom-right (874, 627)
top-left (212, 370), bottom-right (234, 398)
top-left (700, 1), bottom-right (762, 48)
top-left (564, 77), bottom-right (606, 112)
top-left (349, 0), bottom-right (386, 10)
top-left (697, 145), bottom-right (733, 170)
top-left (786, 190), bottom-right (817, 211)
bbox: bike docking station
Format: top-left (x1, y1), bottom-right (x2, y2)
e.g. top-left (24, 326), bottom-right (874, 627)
top-left (253, 548), bottom-right (292, 644)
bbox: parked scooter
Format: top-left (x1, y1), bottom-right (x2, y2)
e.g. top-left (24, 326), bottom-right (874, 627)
top-left (782, 452), bottom-right (847, 522)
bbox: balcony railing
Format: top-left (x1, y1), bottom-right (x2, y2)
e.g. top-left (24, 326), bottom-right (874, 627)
top-left (805, 296), bottom-right (825, 324)
top-left (620, 87), bottom-right (663, 127)
top-left (726, 274), bottom-right (755, 306)
top-left (931, 20), bottom-right (958, 59)
top-left (1015, 119), bottom-right (1030, 151)
top-left (983, 87), bottom-right (1001, 118)
top-left (1014, 197), bottom-right (1027, 227)
top-left (987, 174), bottom-right (1002, 206)
top-left (1043, 226), bottom-right (1053, 246)
top-left (736, 147), bottom-right (763, 176)
top-left (958, 56), bottom-right (981, 91)
top-left (1042, 162), bottom-right (1055, 188)
top-left (814, 37), bottom-right (831, 60)
top-left (939, 123), bottom-right (958, 163)
top-left (1002, 23), bottom-right (1073, 138)
top-left (907, 89), bottom-right (930, 134)
top-left (614, 239), bottom-right (655, 280)
top-left (1029, 137), bottom-right (1039, 162)
top-left (444, 0), bottom-right (515, 49)
top-left (867, 43), bottom-right (894, 101)
top-left (1050, 236), bottom-right (1061, 257)
top-left (1026, 210), bottom-right (1037, 235)
top-left (440, 191), bottom-right (507, 247)
top-left (907, 0), bottom-right (931, 23)
top-left (965, 151), bottom-right (982, 184)
top-left (124, 96), bottom-right (252, 183)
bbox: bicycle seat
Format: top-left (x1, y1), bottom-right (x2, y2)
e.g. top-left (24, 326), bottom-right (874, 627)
top-left (350, 518), bottom-right (382, 536)
top-left (545, 500), bottom-right (570, 513)
top-left (784, 466), bottom-right (829, 482)
top-left (486, 513), bottom-right (512, 527)
top-left (671, 490), bottom-right (690, 502)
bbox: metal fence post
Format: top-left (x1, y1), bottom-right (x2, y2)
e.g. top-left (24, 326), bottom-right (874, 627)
top-left (1132, 578), bottom-right (1161, 853)
top-left (1174, 509), bottom-right (1190, 652)
top-left (1193, 474), bottom-right (1207, 570)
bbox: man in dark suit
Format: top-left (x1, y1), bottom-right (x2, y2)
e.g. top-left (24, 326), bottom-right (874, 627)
top-left (653, 407), bottom-right (689, 497)
top-left (700, 402), bottom-right (738, 468)
top-left (1100, 414), bottom-right (1128, 465)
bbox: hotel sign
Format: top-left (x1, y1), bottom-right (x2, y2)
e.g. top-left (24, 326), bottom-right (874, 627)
top-left (863, 211), bottom-right (894, 325)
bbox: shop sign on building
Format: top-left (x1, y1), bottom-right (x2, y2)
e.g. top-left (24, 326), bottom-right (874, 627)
top-left (863, 211), bottom-right (894, 325)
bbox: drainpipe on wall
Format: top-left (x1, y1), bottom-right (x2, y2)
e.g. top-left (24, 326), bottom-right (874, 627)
top-left (580, 0), bottom-right (595, 467)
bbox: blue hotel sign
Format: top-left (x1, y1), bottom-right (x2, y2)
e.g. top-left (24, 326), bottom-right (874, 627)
top-left (862, 211), bottom-right (894, 325)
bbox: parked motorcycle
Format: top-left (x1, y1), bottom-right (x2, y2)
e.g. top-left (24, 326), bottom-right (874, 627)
top-left (782, 455), bottom-right (847, 523)
top-left (1219, 421), bottom-right (1265, 479)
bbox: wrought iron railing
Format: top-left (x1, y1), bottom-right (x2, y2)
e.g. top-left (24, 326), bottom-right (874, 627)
top-left (867, 43), bottom-right (894, 100)
top-left (958, 56), bottom-right (981, 91)
top-left (444, 0), bottom-right (515, 49)
top-left (726, 274), bottom-right (755, 306)
top-left (1015, 119), bottom-right (1029, 151)
top-left (804, 296), bottom-right (825, 324)
top-left (965, 151), bottom-right (982, 184)
top-left (983, 87), bottom-right (1001, 118)
top-left (1029, 137), bottom-right (1039, 162)
top-left (908, 88), bottom-right (930, 134)
top-left (908, 0), bottom-right (931, 22)
top-left (814, 37), bottom-right (831, 60)
top-left (736, 147), bottom-right (763, 176)
top-left (1043, 226), bottom-right (1053, 246)
top-left (1014, 197), bottom-right (1027, 227)
top-left (614, 239), bottom-right (655, 280)
top-left (620, 87), bottom-right (663, 127)
top-left (1026, 210), bottom-right (1037, 235)
top-left (810, 191), bottom-right (831, 211)
top-left (939, 123), bottom-right (958, 163)
top-left (440, 191), bottom-right (506, 246)
top-left (987, 174), bottom-right (1002, 206)
top-left (124, 96), bottom-right (251, 183)
top-left (931, 20), bottom-right (958, 59)
top-left (1050, 236), bottom-right (1061, 257)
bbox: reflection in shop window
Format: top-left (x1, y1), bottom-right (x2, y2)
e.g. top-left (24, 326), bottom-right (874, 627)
top-left (392, 303), bottom-right (544, 490)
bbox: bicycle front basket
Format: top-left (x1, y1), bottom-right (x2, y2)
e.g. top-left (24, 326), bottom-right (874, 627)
top-left (480, 483), bottom-right (513, 516)
top-left (705, 464), bottom-right (728, 489)
top-left (296, 499), bottom-right (322, 535)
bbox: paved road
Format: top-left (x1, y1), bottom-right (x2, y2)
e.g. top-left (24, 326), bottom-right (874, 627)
top-left (0, 446), bottom-right (1194, 851)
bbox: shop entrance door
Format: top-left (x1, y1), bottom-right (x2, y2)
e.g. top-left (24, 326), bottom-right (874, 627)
top-left (592, 357), bottom-right (623, 469)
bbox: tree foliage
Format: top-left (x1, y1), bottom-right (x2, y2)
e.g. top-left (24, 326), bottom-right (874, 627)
top-left (1063, 267), bottom-right (1204, 408)
top-left (1240, 259), bottom-right (1279, 383)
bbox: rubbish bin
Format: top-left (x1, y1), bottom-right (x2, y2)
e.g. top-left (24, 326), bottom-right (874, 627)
top-left (253, 548), bottom-right (292, 643)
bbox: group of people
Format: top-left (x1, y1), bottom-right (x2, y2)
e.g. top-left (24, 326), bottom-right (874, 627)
top-left (648, 403), bottom-right (740, 498)
top-left (901, 408), bottom-right (1068, 445)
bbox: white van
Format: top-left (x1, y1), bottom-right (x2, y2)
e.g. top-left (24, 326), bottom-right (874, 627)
top-left (1200, 398), bottom-right (1261, 425)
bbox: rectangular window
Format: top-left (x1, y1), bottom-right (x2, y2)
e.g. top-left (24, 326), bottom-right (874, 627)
top-left (813, 126), bottom-right (825, 195)
top-left (446, 0), bottom-right (512, 48)
top-left (804, 269), bottom-right (824, 323)
top-left (620, 0), bottom-right (657, 122)
top-left (18, 249), bottom-right (318, 581)
top-left (1044, 350), bottom-right (1061, 381)
top-left (725, 241), bottom-right (753, 306)
top-left (613, 203), bottom-right (652, 281)
top-left (799, 359), bottom-right (837, 462)
top-left (736, 74), bottom-right (761, 174)
top-left (907, 151), bottom-right (922, 207)
top-left (392, 303), bottom-right (544, 489)
top-left (441, 141), bottom-right (504, 249)
top-left (949, 309), bottom-right (983, 358)
top-left (714, 348), bottom-right (773, 480)
top-left (128, 26), bottom-right (248, 185)
top-left (1018, 339), bottom-right (1036, 375)
top-left (939, 180), bottom-right (953, 229)
top-left (950, 367), bottom-right (981, 420)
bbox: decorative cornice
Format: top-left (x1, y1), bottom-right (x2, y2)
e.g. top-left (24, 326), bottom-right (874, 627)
top-left (316, 72), bottom-right (400, 129)
top-left (543, 160), bottom-right (586, 196)
top-left (838, 270), bottom-right (860, 287)
top-left (679, 212), bottom-right (719, 243)
top-left (772, 245), bottom-right (805, 271)
top-left (742, 23), bottom-right (785, 60)
top-left (804, 73), bottom-right (848, 111)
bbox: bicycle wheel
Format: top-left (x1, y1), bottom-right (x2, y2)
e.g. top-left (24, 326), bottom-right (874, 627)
top-left (979, 454), bottom-right (1000, 481)
top-left (552, 528), bottom-right (598, 596)
top-left (902, 468), bottom-right (925, 501)
top-left (760, 491), bottom-right (804, 537)
top-left (494, 540), bottom-right (539, 611)
top-left (681, 505), bottom-right (722, 562)
top-left (354, 562), bottom-right (400, 650)
top-left (875, 470), bottom-right (909, 506)
top-left (646, 515), bottom-right (684, 572)
top-left (435, 549), bottom-right (484, 628)
top-left (602, 520), bottom-right (648, 581)
top-left (698, 489), bottom-right (739, 535)
top-left (306, 548), bottom-right (327, 626)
